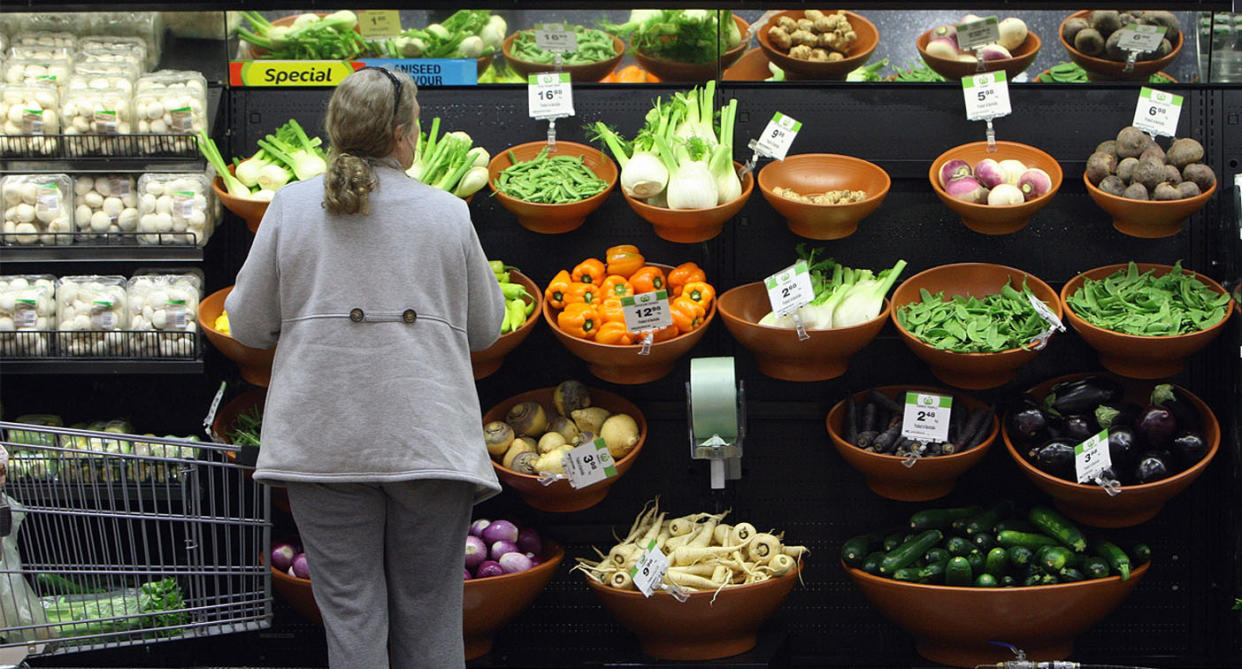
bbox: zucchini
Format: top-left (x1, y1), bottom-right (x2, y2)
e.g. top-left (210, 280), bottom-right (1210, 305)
top-left (1082, 556), bottom-right (1110, 579)
top-left (972, 532), bottom-right (997, 552)
top-left (861, 551), bottom-right (886, 575)
top-left (965, 550), bottom-right (985, 574)
top-left (974, 573), bottom-right (999, 587)
top-left (842, 533), bottom-right (881, 567)
top-left (1039, 546), bottom-right (1075, 574)
top-left (893, 567), bottom-right (923, 582)
top-left (882, 531), bottom-right (905, 552)
top-left (924, 547), bottom-right (951, 564)
top-left (909, 506), bottom-right (983, 531)
top-left (879, 530), bottom-right (943, 575)
top-left (919, 559), bottom-right (948, 584)
top-left (1059, 567), bottom-right (1085, 582)
top-left (1132, 543), bottom-right (1152, 565)
top-left (963, 500), bottom-right (1014, 536)
top-left (984, 547), bottom-right (1009, 576)
top-left (997, 530), bottom-right (1060, 550)
top-left (945, 536), bottom-right (973, 556)
top-left (945, 556), bottom-right (972, 586)
top-left (35, 572), bottom-right (106, 595)
top-left (1006, 545), bottom-right (1034, 568)
top-left (993, 519), bottom-right (1038, 534)
top-left (1029, 506), bottom-right (1087, 552)
top-left (1093, 539), bottom-right (1132, 581)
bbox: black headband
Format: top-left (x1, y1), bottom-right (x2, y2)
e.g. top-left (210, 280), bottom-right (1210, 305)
top-left (358, 66), bottom-right (402, 120)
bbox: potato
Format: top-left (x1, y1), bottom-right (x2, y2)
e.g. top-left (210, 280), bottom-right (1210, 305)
top-left (1153, 183), bottom-right (1181, 201)
top-left (1090, 10), bottom-right (1122, 36)
top-left (1132, 158), bottom-right (1167, 191)
top-left (1095, 140), bottom-right (1117, 158)
top-left (1116, 157), bottom-right (1140, 184)
top-left (1098, 175), bottom-right (1127, 197)
top-left (1123, 182), bottom-right (1149, 200)
top-left (1161, 165), bottom-right (1182, 185)
top-left (1182, 163), bottom-right (1216, 191)
top-left (1138, 144), bottom-right (1166, 164)
top-left (1115, 127), bottom-right (1149, 159)
top-left (1074, 28), bottom-right (1104, 55)
top-left (1085, 152), bottom-right (1117, 185)
top-left (1166, 138), bottom-right (1204, 168)
top-left (1062, 17), bottom-right (1090, 45)
top-left (1176, 181), bottom-right (1202, 199)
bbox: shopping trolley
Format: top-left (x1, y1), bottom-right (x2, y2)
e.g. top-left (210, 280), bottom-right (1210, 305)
top-left (0, 421), bottom-right (272, 668)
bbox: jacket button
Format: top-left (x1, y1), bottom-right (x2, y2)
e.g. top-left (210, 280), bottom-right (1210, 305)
top-left (402, 309), bottom-right (417, 324)
top-left (349, 308), bottom-right (364, 322)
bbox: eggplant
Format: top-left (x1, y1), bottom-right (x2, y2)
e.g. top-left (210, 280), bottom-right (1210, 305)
top-left (1136, 405), bottom-right (1177, 449)
top-left (1062, 414), bottom-right (1096, 443)
top-left (1094, 401), bottom-right (1142, 431)
top-left (1045, 376), bottom-right (1124, 414)
top-left (1170, 431), bottom-right (1208, 468)
top-left (1033, 440), bottom-right (1077, 480)
top-left (1150, 384), bottom-right (1200, 432)
top-left (1134, 452), bottom-right (1171, 484)
top-left (1107, 427), bottom-right (1140, 469)
top-left (1007, 400), bottom-right (1050, 447)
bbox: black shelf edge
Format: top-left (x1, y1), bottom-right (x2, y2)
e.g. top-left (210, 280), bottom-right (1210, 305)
top-left (0, 359), bottom-right (204, 375)
top-left (1, 2), bottom-right (1236, 11)
top-left (0, 245), bottom-right (203, 263)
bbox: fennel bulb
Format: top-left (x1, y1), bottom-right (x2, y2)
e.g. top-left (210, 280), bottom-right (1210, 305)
top-left (831, 260), bottom-right (907, 328)
top-left (666, 160), bottom-right (717, 209)
top-left (622, 151), bottom-right (668, 199)
top-left (710, 145), bottom-right (742, 205)
top-left (234, 155), bottom-right (269, 188)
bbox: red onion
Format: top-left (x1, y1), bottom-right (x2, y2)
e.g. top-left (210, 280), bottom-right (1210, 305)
top-left (291, 553), bottom-right (310, 580)
top-left (516, 527), bottom-right (542, 556)
top-left (271, 542), bottom-right (297, 572)
top-left (475, 560), bottom-right (505, 579)
top-left (481, 519), bottom-right (519, 545)
top-left (465, 535), bottom-right (487, 570)
top-left (490, 540), bottom-right (519, 561)
top-left (469, 519), bottom-right (491, 538)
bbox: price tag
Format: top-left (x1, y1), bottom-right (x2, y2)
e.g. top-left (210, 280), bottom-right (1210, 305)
top-left (1074, 430), bottom-right (1112, 483)
top-left (563, 437), bottom-right (617, 489)
top-left (527, 73), bottom-right (574, 119)
top-left (621, 290), bottom-right (672, 333)
top-left (35, 184), bottom-right (60, 217)
top-left (764, 260), bottom-right (814, 317)
top-left (169, 300), bottom-right (188, 330)
top-left (630, 539), bottom-right (669, 597)
top-left (91, 301), bottom-right (115, 330)
top-left (956, 16), bottom-right (1001, 51)
top-left (534, 23), bottom-right (578, 53)
top-left (173, 191), bottom-right (196, 219)
top-left (14, 299), bottom-right (37, 329)
top-left (901, 392), bottom-right (953, 443)
top-left (1132, 87), bottom-right (1183, 138)
top-left (358, 10), bottom-right (402, 39)
top-left (961, 71), bottom-right (1011, 121)
top-left (203, 380), bottom-right (227, 440)
top-left (93, 110), bottom-right (118, 134)
top-left (754, 112), bottom-right (801, 161)
top-left (22, 109), bottom-right (44, 135)
top-left (1117, 24), bottom-right (1166, 53)
top-left (169, 108), bottom-right (194, 133)
top-left (108, 176), bottom-right (131, 197)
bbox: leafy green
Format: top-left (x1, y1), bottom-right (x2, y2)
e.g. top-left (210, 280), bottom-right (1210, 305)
top-left (891, 62), bottom-right (946, 82)
top-left (1066, 261), bottom-right (1230, 336)
top-left (606, 10), bottom-right (736, 65)
top-left (229, 406), bottom-right (262, 448)
top-left (42, 578), bottom-right (188, 638)
top-left (897, 279), bottom-right (1052, 353)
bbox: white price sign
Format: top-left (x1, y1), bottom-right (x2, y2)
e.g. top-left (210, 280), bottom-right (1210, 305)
top-left (621, 290), bottom-right (672, 333)
top-left (630, 539), bottom-right (669, 597)
top-left (763, 260), bottom-right (814, 317)
top-left (563, 438), bottom-right (617, 489)
top-left (1132, 87), bottom-right (1183, 138)
top-left (961, 71), bottom-right (1011, 121)
top-left (1116, 24), bottom-right (1166, 53)
top-left (956, 16), bottom-right (1000, 51)
top-left (901, 392), bottom-right (953, 443)
top-left (527, 72), bottom-right (574, 119)
top-left (1074, 429), bottom-right (1112, 483)
top-left (534, 23), bottom-right (578, 52)
top-left (754, 112), bottom-right (801, 160)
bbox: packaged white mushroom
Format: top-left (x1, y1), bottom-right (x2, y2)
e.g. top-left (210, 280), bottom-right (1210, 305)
top-left (0, 274), bottom-right (56, 357)
top-left (77, 12), bottom-right (163, 69)
top-left (10, 32), bottom-right (77, 51)
top-left (3, 57), bottom-right (71, 89)
top-left (134, 70), bottom-right (206, 141)
top-left (56, 275), bottom-right (129, 357)
top-left (127, 271), bottom-right (202, 357)
top-left (67, 60), bottom-right (139, 95)
top-left (136, 172), bottom-right (214, 245)
top-left (72, 174), bottom-right (139, 239)
top-left (0, 83), bottom-right (59, 151)
top-left (2, 173), bottom-right (73, 245)
top-left (0, 34), bottom-right (8, 55)
top-left (61, 87), bottom-right (132, 157)
top-left (78, 37), bottom-right (148, 72)
top-left (8, 43), bottom-right (75, 63)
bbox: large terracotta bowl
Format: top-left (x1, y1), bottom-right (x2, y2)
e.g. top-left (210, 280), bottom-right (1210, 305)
top-left (482, 387), bottom-right (646, 512)
top-left (757, 11), bottom-right (878, 81)
top-left (487, 141), bottom-right (617, 234)
top-left (1060, 11), bottom-right (1183, 81)
top-left (631, 14), bottom-right (749, 82)
top-left (200, 286), bottom-right (275, 387)
top-left (758, 153), bottom-right (890, 239)
top-left (1004, 373), bottom-right (1220, 528)
top-left (470, 271), bottom-right (541, 379)
top-left (929, 141), bottom-right (1063, 235)
top-left (586, 563), bottom-right (802, 660)
top-left (268, 541), bottom-right (564, 660)
top-left (722, 47), bottom-right (771, 81)
top-left (501, 31), bottom-right (625, 82)
top-left (718, 282), bottom-right (888, 381)
top-left (212, 165), bottom-right (268, 234)
top-left (1061, 263), bottom-right (1234, 378)
top-left (826, 385), bottom-right (998, 501)
top-left (917, 28), bottom-right (1041, 80)
top-left (890, 263), bottom-right (1063, 389)
top-left (846, 560), bottom-right (1149, 667)
top-left (542, 264), bottom-right (717, 384)
top-left (1083, 173), bottom-right (1217, 239)
top-left (622, 163), bottom-right (753, 243)
top-left (212, 388), bottom-right (290, 513)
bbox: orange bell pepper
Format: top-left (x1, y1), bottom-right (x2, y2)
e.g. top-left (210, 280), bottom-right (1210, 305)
top-left (605, 245), bottom-right (645, 278)
top-left (670, 296), bottom-right (706, 333)
top-left (565, 282), bottom-right (600, 306)
top-left (545, 269), bottom-right (572, 310)
top-left (594, 320), bottom-right (633, 345)
top-left (680, 281), bottom-right (715, 308)
top-left (630, 266), bottom-right (666, 294)
top-left (649, 324), bottom-right (680, 342)
top-left (601, 275), bottom-right (635, 299)
top-left (667, 262), bottom-right (706, 297)
top-left (597, 297), bottom-right (626, 323)
top-left (557, 303), bottom-right (599, 339)
top-left (572, 258), bottom-right (605, 286)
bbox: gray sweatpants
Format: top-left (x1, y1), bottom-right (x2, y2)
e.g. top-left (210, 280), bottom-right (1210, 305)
top-left (285, 479), bottom-right (475, 669)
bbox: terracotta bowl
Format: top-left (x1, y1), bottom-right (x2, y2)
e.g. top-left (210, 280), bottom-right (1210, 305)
top-left (890, 263), bottom-right (1063, 389)
top-left (622, 163), bottom-right (753, 243)
top-left (501, 31), bottom-right (625, 83)
top-left (482, 387), bottom-right (646, 512)
top-left (917, 28), bottom-right (1041, 80)
top-left (826, 386), bottom-right (998, 501)
top-left (631, 14), bottom-right (749, 82)
top-left (929, 141), bottom-right (1064, 235)
top-left (213, 388), bottom-right (290, 513)
top-left (1083, 173), bottom-right (1217, 239)
top-left (200, 286), bottom-right (275, 387)
top-left (717, 283), bottom-right (888, 381)
top-left (1061, 263), bottom-right (1234, 378)
top-left (212, 165), bottom-right (268, 234)
top-left (487, 141), bottom-right (617, 234)
top-left (586, 563), bottom-right (802, 661)
top-left (846, 560), bottom-right (1149, 667)
top-left (722, 48), bottom-right (771, 81)
top-left (757, 11), bottom-right (878, 81)
top-left (542, 264), bottom-right (717, 384)
top-left (758, 153), bottom-right (890, 239)
top-left (1004, 373), bottom-right (1220, 527)
top-left (1060, 11), bottom-right (1183, 81)
top-left (470, 271), bottom-right (541, 380)
top-left (268, 541), bottom-right (564, 661)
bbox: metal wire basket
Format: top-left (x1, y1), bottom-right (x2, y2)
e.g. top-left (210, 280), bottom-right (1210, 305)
top-left (0, 330), bottom-right (202, 360)
top-left (0, 422), bottom-right (271, 668)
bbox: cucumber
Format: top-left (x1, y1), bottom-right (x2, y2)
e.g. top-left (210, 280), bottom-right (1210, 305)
top-left (972, 532), bottom-right (997, 552)
top-left (883, 531), bottom-right (905, 552)
top-left (1007, 545), bottom-right (1034, 568)
top-left (965, 550), bottom-right (985, 574)
top-left (1039, 546), bottom-right (1074, 574)
top-left (974, 573), bottom-right (999, 587)
top-left (35, 572), bottom-right (106, 595)
top-left (861, 550), bottom-right (886, 575)
top-left (919, 559), bottom-right (948, 584)
top-left (1059, 566), bottom-right (1085, 582)
top-left (879, 530), bottom-right (943, 575)
top-left (893, 567), bottom-right (923, 582)
top-left (924, 547), bottom-right (951, 564)
top-left (985, 547), bottom-right (1009, 576)
top-left (1093, 539), bottom-right (1132, 581)
top-left (945, 556), bottom-right (972, 586)
top-left (963, 500), bottom-right (1014, 536)
top-left (1132, 543), bottom-right (1152, 564)
top-left (1029, 506), bottom-right (1087, 552)
top-left (1021, 571), bottom-right (1043, 586)
top-left (993, 519), bottom-right (1039, 534)
top-left (1082, 556), bottom-right (1110, 579)
top-left (909, 506), bottom-right (983, 530)
top-left (1039, 573), bottom-right (1060, 586)
top-left (1000, 575), bottom-right (1017, 587)
top-left (996, 530), bottom-right (1060, 550)
top-left (842, 533), bottom-right (881, 567)
top-left (945, 536), bottom-right (973, 556)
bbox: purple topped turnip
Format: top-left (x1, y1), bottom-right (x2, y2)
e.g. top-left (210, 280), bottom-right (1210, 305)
top-left (974, 159), bottom-right (1004, 188)
top-left (1018, 168), bottom-right (1052, 201)
top-left (271, 542), bottom-right (297, 572)
top-left (938, 159), bottom-right (972, 187)
top-left (945, 176), bottom-right (989, 203)
top-left (978, 44), bottom-right (1012, 61)
top-left (465, 535), bottom-right (487, 570)
top-left (987, 183), bottom-right (1025, 206)
top-left (481, 519), bottom-right (519, 545)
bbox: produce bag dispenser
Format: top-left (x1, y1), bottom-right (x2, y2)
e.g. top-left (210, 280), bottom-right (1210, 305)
top-left (686, 356), bottom-right (745, 490)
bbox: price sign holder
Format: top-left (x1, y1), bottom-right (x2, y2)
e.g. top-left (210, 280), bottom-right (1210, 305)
top-left (629, 540), bottom-right (688, 601)
top-left (744, 112), bottom-right (801, 173)
top-left (203, 380), bottom-right (227, 441)
top-left (1116, 24), bottom-right (1166, 74)
top-left (955, 16), bottom-right (1000, 73)
top-left (621, 290), bottom-right (672, 356)
top-left (763, 259), bottom-right (814, 341)
top-left (1132, 87), bottom-right (1183, 139)
top-left (527, 72), bottom-right (574, 148)
top-left (961, 72), bottom-right (1011, 152)
top-left (1026, 293), bottom-right (1066, 350)
top-left (1075, 430), bottom-right (1122, 495)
